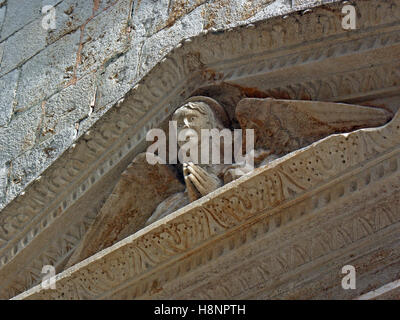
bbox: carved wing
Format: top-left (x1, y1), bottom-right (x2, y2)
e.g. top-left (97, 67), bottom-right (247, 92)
top-left (236, 98), bottom-right (392, 155)
top-left (65, 153), bottom-right (185, 268)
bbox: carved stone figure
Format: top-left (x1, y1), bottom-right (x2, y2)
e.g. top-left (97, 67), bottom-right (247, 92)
top-left (170, 96), bottom-right (273, 203)
top-left (66, 95), bottom-right (391, 267)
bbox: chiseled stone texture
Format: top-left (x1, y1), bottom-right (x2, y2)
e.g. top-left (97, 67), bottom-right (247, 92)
top-left (39, 73), bottom-right (96, 143)
top-left (0, 0), bottom-right (51, 41)
top-left (0, 68), bottom-right (19, 127)
top-left (76, 0), bottom-right (133, 79)
top-left (0, 106), bottom-right (42, 166)
top-left (0, 0), bottom-right (333, 209)
top-left (0, 17), bottom-right (48, 76)
top-left (15, 30), bottom-right (81, 113)
top-left (45, 0), bottom-right (95, 45)
top-left (0, 6), bottom-right (5, 34)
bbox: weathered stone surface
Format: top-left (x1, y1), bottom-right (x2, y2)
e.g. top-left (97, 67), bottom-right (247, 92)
top-left (76, 0), bottom-right (133, 79)
top-left (0, 0), bottom-right (345, 212)
top-left (66, 152), bottom-right (185, 268)
top-left (14, 30), bottom-right (80, 112)
top-left (45, 0), bottom-right (94, 45)
top-left (92, 39), bottom-right (140, 114)
top-left (0, 0), bottom-right (296, 209)
top-left (6, 126), bottom-right (76, 204)
top-left (0, 105), bottom-right (41, 166)
top-left (0, 5), bottom-right (5, 32)
top-left (137, 7), bottom-right (204, 79)
top-left (293, 0), bottom-right (318, 7)
top-left (0, 69), bottom-right (19, 127)
top-left (0, 0), bottom-right (47, 41)
top-left (40, 73), bottom-right (96, 143)
top-left (0, 42), bottom-right (3, 67)
top-left (96, 0), bottom-right (117, 12)
top-left (131, 0), bottom-right (207, 38)
top-left (356, 279), bottom-right (400, 300)
top-left (201, 0), bottom-right (275, 29)
top-left (145, 191), bottom-right (189, 226)
top-left (0, 165), bottom-right (8, 207)
top-left (236, 98), bottom-right (393, 155)
top-left (0, 18), bottom-right (48, 76)
top-left (0, 73), bottom-right (95, 206)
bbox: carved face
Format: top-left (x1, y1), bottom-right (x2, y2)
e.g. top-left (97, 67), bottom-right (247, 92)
top-left (172, 102), bottom-right (219, 147)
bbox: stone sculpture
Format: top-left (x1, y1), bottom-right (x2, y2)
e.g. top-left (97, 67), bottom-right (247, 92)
top-left (171, 96), bottom-right (275, 202)
top-left (66, 95), bottom-right (391, 267)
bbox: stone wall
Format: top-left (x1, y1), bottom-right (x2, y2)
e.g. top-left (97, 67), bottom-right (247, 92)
top-left (0, 0), bottom-right (336, 210)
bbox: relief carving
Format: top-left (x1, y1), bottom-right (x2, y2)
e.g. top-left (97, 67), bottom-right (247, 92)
top-left (66, 93), bottom-right (392, 268)
top-left (3, 0), bottom-right (400, 299)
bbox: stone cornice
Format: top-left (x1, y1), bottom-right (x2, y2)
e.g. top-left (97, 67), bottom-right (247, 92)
top-left (1, 0), bottom-right (400, 298)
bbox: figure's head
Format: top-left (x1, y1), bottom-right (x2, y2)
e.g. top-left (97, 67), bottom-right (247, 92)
top-left (172, 96), bottom-right (229, 147)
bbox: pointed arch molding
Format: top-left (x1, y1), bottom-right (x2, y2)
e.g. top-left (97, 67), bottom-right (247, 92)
top-left (1, 0), bottom-right (400, 299)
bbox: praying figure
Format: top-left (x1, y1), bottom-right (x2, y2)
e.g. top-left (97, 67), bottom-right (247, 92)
top-left (65, 95), bottom-right (391, 268)
top-left (144, 96), bottom-right (278, 226)
top-left (170, 96), bottom-right (277, 201)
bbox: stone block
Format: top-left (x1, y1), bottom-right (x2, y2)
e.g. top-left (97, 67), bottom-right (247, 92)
top-left (0, 42), bottom-right (3, 67)
top-left (96, 0), bottom-right (120, 13)
top-left (76, 0), bottom-right (133, 79)
top-left (40, 73), bottom-right (96, 143)
top-left (0, 5), bottom-right (5, 31)
top-left (93, 35), bottom-right (142, 113)
top-left (0, 164), bottom-right (8, 205)
top-left (138, 7), bottom-right (204, 78)
top-left (0, 0), bottom-right (44, 41)
top-left (0, 105), bottom-right (42, 165)
top-left (0, 69), bottom-right (19, 127)
top-left (131, 0), bottom-right (169, 37)
top-left (132, 0), bottom-right (206, 38)
top-left (293, 0), bottom-right (321, 7)
top-left (14, 29), bottom-right (80, 112)
top-left (0, 41), bottom-right (3, 66)
top-left (7, 126), bottom-right (76, 204)
top-left (0, 18), bottom-right (48, 76)
top-left (201, 0), bottom-right (277, 30)
top-left (45, 0), bottom-right (94, 45)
